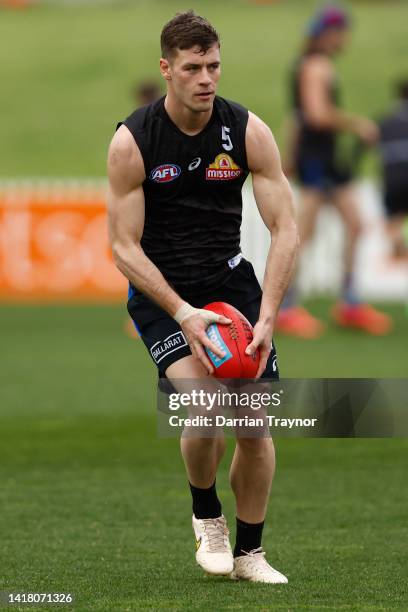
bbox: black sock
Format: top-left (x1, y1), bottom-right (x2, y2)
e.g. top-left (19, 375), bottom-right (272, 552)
top-left (189, 481), bottom-right (222, 519)
top-left (234, 517), bottom-right (264, 557)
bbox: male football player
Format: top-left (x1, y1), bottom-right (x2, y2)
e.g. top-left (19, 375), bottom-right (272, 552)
top-left (279, 4), bottom-right (392, 338)
top-left (107, 11), bottom-right (298, 583)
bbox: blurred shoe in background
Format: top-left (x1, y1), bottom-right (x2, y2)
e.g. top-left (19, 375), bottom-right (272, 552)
top-left (275, 306), bottom-right (326, 339)
top-left (331, 303), bottom-right (393, 335)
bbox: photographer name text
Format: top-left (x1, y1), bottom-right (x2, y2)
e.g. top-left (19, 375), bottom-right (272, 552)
top-left (168, 415), bottom-right (317, 429)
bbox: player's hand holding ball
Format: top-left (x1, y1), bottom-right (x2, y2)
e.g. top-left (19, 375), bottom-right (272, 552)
top-left (245, 319), bottom-right (273, 379)
top-left (175, 302), bottom-right (232, 375)
top-left (204, 302), bottom-right (261, 379)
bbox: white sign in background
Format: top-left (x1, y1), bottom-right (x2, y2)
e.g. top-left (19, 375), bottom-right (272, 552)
top-left (241, 179), bottom-right (408, 302)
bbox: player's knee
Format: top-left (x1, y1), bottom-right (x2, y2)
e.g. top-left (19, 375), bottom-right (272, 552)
top-left (236, 436), bottom-right (275, 460)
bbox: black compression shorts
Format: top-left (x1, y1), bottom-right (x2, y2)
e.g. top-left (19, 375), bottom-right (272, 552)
top-left (127, 258), bottom-right (279, 379)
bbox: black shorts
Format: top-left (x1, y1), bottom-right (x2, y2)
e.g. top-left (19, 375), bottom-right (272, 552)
top-left (384, 188), bottom-right (408, 217)
top-left (127, 258), bottom-right (279, 379)
top-left (296, 154), bottom-right (351, 192)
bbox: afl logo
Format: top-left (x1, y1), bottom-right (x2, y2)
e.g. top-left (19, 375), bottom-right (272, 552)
top-left (150, 164), bottom-right (181, 183)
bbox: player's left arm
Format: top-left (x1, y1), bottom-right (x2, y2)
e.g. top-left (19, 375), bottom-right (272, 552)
top-left (245, 111), bottom-right (299, 378)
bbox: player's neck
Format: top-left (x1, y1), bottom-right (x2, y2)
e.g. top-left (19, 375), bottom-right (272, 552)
top-left (164, 95), bottom-right (213, 136)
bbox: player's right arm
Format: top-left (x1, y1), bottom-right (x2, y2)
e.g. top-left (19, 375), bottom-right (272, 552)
top-left (107, 125), bottom-right (229, 374)
top-left (300, 55), bottom-right (378, 144)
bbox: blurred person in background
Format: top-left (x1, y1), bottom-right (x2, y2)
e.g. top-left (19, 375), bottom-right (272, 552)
top-left (378, 79), bottom-right (408, 260)
top-left (132, 80), bottom-right (162, 107)
top-left (279, 4), bottom-right (392, 338)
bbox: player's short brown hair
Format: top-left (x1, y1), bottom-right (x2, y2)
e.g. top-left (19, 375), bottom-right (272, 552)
top-left (160, 10), bottom-right (220, 59)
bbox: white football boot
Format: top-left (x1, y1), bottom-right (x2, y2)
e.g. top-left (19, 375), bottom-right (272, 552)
top-left (192, 514), bottom-right (234, 575)
top-left (231, 547), bottom-right (288, 584)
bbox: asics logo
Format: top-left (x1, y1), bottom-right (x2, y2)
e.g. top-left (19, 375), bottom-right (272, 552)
top-left (195, 537), bottom-right (202, 551)
top-left (188, 157), bottom-right (201, 171)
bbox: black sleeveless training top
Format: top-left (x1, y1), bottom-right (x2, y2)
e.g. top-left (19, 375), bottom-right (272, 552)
top-left (291, 51), bottom-right (340, 158)
top-left (117, 96), bottom-right (249, 292)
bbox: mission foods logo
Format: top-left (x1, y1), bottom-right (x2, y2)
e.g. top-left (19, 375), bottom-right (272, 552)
top-left (150, 164), bottom-right (181, 183)
top-left (206, 154), bottom-right (242, 181)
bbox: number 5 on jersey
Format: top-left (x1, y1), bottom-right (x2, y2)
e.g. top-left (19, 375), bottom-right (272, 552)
top-left (222, 126), bottom-right (233, 151)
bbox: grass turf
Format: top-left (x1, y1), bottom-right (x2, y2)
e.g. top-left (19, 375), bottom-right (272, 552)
top-left (1, 302), bottom-right (407, 610)
top-left (2, 0), bottom-right (408, 176)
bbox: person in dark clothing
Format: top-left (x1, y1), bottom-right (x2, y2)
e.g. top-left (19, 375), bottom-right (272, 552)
top-left (280, 4), bottom-right (392, 337)
top-left (107, 11), bottom-right (297, 583)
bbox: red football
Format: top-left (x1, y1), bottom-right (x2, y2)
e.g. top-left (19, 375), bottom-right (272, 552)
top-left (203, 302), bottom-right (260, 378)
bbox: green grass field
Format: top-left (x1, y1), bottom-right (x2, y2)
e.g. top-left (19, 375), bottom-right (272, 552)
top-left (2, 0), bottom-right (408, 176)
top-left (1, 302), bottom-right (407, 610)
